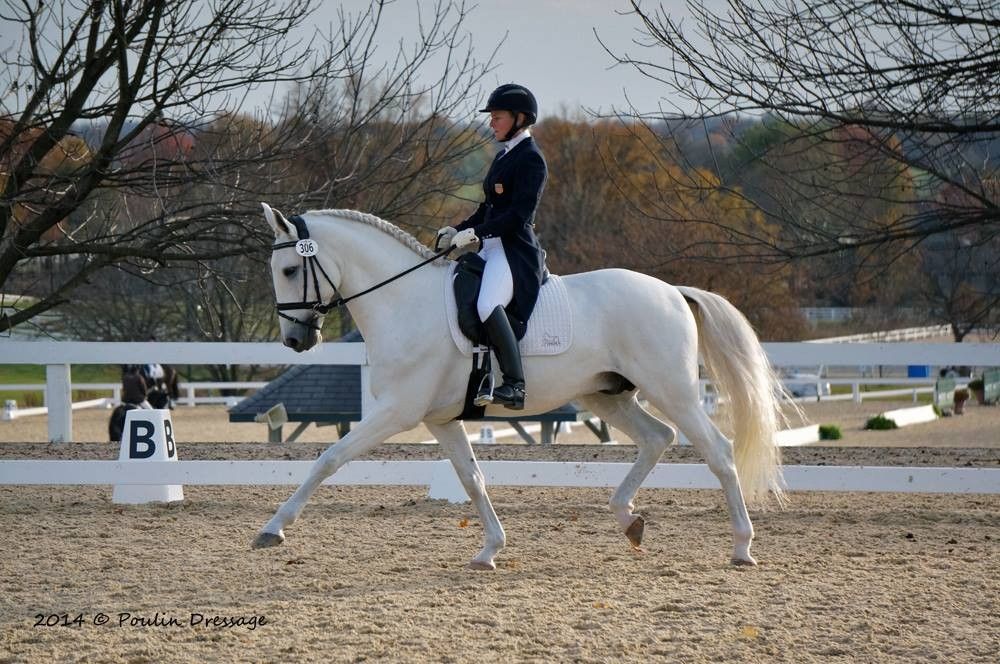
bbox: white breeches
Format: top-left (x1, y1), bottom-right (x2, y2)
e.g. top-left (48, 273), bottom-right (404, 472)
top-left (477, 237), bottom-right (513, 322)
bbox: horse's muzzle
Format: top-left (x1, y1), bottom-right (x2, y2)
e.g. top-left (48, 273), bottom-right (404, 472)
top-left (283, 329), bottom-right (320, 352)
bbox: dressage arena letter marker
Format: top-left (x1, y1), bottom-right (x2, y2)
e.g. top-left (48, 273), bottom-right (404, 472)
top-left (112, 409), bottom-right (184, 505)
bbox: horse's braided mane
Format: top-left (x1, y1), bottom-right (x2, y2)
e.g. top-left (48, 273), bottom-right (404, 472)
top-left (311, 208), bottom-right (443, 262)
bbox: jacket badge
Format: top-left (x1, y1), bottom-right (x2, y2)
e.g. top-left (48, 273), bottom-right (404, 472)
top-left (494, 183), bottom-right (504, 194)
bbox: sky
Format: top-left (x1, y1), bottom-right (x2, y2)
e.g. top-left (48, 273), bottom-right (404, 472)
top-left (0, 0), bottom-right (719, 121)
top-left (295, 0), bottom-right (716, 120)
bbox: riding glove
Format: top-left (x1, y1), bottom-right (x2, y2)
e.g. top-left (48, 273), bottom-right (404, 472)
top-left (435, 226), bottom-right (457, 251)
top-left (451, 228), bottom-right (479, 249)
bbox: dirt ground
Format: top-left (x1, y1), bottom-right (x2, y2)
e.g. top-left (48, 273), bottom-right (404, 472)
top-left (1, 401), bottom-right (998, 663)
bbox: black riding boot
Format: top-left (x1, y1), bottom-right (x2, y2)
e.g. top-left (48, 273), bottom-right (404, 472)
top-left (478, 306), bottom-right (525, 410)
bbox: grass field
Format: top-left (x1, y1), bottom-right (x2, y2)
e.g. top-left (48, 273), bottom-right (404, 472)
top-left (0, 364), bottom-right (121, 407)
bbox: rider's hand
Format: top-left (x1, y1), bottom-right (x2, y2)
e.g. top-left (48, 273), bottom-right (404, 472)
top-left (451, 228), bottom-right (479, 249)
top-left (434, 226), bottom-right (457, 251)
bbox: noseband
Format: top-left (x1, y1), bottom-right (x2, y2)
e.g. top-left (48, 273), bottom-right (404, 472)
top-left (271, 215), bottom-right (454, 332)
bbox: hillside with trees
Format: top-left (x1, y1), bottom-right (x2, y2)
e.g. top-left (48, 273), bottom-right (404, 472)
top-left (603, 0), bottom-right (1000, 340)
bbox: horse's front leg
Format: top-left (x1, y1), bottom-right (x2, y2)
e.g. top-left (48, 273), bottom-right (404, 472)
top-left (425, 420), bottom-right (506, 570)
top-left (252, 407), bottom-right (416, 548)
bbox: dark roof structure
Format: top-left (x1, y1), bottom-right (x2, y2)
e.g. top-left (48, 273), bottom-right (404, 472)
top-left (229, 330), bottom-right (363, 424)
top-left (228, 363), bottom-right (362, 424)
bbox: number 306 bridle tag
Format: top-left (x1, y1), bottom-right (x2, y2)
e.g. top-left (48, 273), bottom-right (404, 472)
top-left (295, 239), bottom-right (318, 257)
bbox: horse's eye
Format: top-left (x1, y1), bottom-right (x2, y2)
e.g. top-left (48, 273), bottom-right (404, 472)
top-left (282, 266), bottom-right (297, 278)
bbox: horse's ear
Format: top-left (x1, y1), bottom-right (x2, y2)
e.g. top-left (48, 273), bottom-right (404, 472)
top-left (261, 202), bottom-right (294, 237)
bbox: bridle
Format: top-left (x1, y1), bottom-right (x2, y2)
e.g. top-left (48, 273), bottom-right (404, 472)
top-left (271, 215), bottom-right (454, 332)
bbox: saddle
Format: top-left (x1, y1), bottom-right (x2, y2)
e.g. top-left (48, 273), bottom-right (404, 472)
top-left (446, 254), bottom-right (572, 356)
top-left (453, 253), bottom-right (491, 346)
top-left (448, 253), bottom-right (573, 420)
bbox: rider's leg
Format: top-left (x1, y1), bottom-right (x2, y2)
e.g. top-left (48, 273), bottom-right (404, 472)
top-left (476, 238), bottom-right (513, 322)
top-left (481, 306), bottom-right (525, 409)
top-left (474, 239), bottom-right (524, 409)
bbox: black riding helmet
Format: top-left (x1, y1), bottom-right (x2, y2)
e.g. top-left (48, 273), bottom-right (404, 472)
top-left (480, 83), bottom-right (538, 140)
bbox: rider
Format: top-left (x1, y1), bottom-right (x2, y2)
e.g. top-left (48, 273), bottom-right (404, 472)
top-left (436, 83), bottom-right (549, 410)
top-left (121, 365), bottom-right (153, 409)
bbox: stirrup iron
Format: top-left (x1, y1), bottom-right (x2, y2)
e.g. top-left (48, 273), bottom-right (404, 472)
top-left (473, 371), bottom-right (495, 407)
top-left (472, 345), bottom-right (495, 407)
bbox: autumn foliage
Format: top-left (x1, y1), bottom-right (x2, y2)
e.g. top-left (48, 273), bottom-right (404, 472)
top-left (533, 118), bottom-right (807, 340)
top-left (0, 118), bottom-right (92, 242)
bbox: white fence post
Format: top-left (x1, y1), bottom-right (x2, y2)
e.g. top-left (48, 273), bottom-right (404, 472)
top-left (46, 364), bottom-right (73, 443)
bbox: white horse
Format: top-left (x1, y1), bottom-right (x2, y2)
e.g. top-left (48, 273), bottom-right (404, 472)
top-left (255, 204), bottom-right (788, 568)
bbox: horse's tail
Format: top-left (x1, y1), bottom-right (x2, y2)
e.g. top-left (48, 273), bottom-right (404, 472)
top-left (676, 285), bottom-right (789, 505)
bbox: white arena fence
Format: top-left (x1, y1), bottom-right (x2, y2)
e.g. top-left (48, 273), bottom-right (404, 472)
top-left (1, 341), bottom-right (999, 497)
top-left (2, 459), bottom-right (998, 497)
top-left (2, 381), bottom-right (269, 420)
top-left (2, 341), bottom-right (1000, 443)
top-left (0, 375), bottom-right (955, 422)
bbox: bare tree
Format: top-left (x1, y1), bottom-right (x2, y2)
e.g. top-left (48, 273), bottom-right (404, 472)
top-left (920, 226), bottom-right (1000, 341)
top-left (602, 1), bottom-right (999, 258)
top-left (0, 0), bottom-right (494, 335)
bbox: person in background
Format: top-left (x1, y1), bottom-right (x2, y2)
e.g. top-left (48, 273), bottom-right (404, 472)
top-left (121, 365), bottom-right (152, 409)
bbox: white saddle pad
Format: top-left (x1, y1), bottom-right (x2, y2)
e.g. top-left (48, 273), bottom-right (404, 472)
top-left (445, 264), bottom-right (573, 356)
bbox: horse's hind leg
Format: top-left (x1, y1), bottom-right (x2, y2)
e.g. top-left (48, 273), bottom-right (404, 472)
top-left (426, 420), bottom-right (505, 570)
top-left (579, 392), bottom-right (675, 548)
top-left (252, 407), bottom-right (416, 548)
top-left (646, 397), bottom-right (757, 565)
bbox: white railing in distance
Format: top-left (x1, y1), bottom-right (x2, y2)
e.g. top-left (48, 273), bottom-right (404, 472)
top-left (2, 341), bottom-right (999, 442)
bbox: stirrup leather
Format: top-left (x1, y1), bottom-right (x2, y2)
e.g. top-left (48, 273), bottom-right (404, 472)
top-left (472, 345), bottom-right (494, 407)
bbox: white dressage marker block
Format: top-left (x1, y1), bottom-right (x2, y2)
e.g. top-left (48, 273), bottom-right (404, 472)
top-left (112, 409), bottom-right (184, 504)
top-left (879, 404), bottom-right (938, 428)
top-left (775, 424), bottom-right (821, 447)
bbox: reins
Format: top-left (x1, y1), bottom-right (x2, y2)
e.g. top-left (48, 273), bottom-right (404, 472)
top-left (272, 215), bottom-right (454, 331)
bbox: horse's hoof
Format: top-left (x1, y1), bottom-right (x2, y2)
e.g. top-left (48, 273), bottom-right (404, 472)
top-left (252, 531), bottom-right (285, 549)
top-left (467, 559), bottom-right (496, 571)
top-left (625, 516), bottom-right (645, 548)
top-left (731, 556), bottom-right (757, 567)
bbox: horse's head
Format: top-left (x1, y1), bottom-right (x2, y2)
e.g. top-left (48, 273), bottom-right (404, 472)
top-left (262, 202), bottom-right (341, 352)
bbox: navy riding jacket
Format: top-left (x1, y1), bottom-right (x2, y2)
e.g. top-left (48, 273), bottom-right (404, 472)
top-left (455, 136), bottom-right (548, 338)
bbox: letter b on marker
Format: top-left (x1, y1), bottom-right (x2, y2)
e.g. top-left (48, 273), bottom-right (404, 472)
top-left (129, 420), bottom-right (157, 458)
top-left (127, 416), bottom-right (176, 459)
